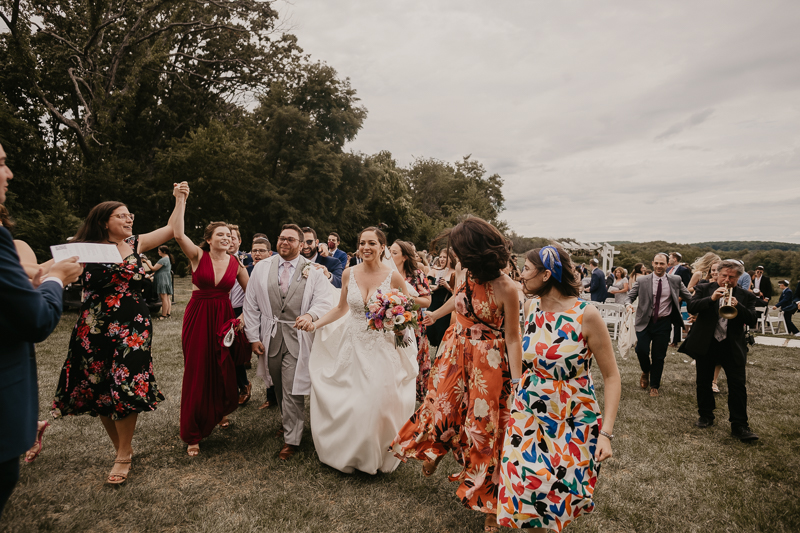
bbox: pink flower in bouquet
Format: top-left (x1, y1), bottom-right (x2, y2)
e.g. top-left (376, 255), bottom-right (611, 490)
top-left (392, 305), bottom-right (405, 316)
top-left (368, 302), bottom-right (382, 313)
top-left (374, 318), bottom-right (384, 330)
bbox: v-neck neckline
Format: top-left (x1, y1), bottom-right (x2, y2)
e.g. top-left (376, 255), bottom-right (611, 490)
top-left (353, 268), bottom-right (392, 306)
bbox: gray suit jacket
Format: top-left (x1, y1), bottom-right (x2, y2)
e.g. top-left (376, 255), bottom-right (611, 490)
top-left (625, 273), bottom-right (692, 332)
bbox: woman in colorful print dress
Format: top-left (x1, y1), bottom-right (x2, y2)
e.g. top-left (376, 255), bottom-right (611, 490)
top-left (497, 245), bottom-right (620, 531)
top-left (173, 219), bottom-right (249, 457)
top-left (390, 240), bottom-right (432, 401)
top-left (52, 183), bottom-right (189, 485)
top-left (391, 218), bottom-right (523, 533)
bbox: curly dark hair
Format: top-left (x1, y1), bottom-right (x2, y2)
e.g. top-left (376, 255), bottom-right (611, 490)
top-left (446, 217), bottom-right (509, 284)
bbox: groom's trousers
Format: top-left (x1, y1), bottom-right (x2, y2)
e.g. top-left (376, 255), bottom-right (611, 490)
top-left (268, 339), bottom-right (305, 446)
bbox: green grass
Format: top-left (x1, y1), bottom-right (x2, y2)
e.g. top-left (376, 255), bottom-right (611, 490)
top-left (3, 277), bottom-right (800, 532)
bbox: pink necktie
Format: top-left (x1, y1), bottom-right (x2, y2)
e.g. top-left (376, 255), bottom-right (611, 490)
top-left (280, 262), bottom-right (291, 295)
top-left (652, 278), bottom-right (662, 322)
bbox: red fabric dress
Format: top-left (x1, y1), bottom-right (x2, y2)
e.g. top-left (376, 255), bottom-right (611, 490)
top-left (179, 252), bottom-right (243, 444)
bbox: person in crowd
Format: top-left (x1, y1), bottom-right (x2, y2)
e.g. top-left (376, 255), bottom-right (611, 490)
top-left (173, 218), bottom-right (250, 456)
top-left (252, 233), bottom-right (275, 256)
top-left (691, 260), bottom-right (725, 392)
top-left (244, 224), bottom-right (333, 461)
top-left (497, 244), bottom-right (620, 531)
top-left (605, 269), bottom-right (615, 289)
top-left (390, 240), bottom-right (432, 401)
top-left (300, 227), bottom-right (344, 288)
top-left (667, 252), bottom-right (692, 286)
top-left (143, 245), bottom-right (173, 319)
top-left (0, 146), bottom-right (83, 515)
top-left (51, 184), bottom-right (187, 483)
top-left (736, 261), bottom-right (751, 291)
top-left (348, 250), bottom-right (362, 268)
top-left (227, 224), bottom-right (253, 406)
top-left (248, 237), bottom-right (277, 409)
top-left (776, 280), bottom-right (800, 336)
top-left (507, 253), bottom-right (522, 281)
top-left (624, 253), bottom-right (692, 398)
top-left (679, 259), bottom-right (759, 441)
top-left (687, 252), bottom-right (721, 292)
top-left (301, 227), bottom-right (417, 474)
top-left (752, 266), bottom-right (772, 305)
top-left (588, 258), bottom-right (607, 302)
top-left (413, 244), bottom-right (431, 277)
top-left (392, 217), bottom-right (522, 533)
top-left (326, 232), bottom-right (348, 269)
top-left (630, 263), bottom-right (645, 286)
top-left (608, 266), bottom-right (630, 304)
top-left (426, 247), bottom-right (457, 355)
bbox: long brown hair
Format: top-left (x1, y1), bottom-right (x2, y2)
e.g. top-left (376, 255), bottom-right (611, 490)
top-left (393, 240), bottom-right (419, 279)
top-left (446, 217), bottom-right (509, 283)
top-left (524, 244), bottom-right (582, 298)
top-left (0, 204), bottom-right (15, 234)
top-left (199, 221), bottom-right (230, 252)
top-left (73, 201), bottom-right (127, 243)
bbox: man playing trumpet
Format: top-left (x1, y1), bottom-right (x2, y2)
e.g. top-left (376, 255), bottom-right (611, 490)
top-left (678, 259), bottom-right (759, 441)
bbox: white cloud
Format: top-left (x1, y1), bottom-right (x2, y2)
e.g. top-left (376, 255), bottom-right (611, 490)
top-left (286, 0), bottom-right (800, 243)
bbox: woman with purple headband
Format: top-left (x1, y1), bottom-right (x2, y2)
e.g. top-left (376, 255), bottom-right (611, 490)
top-left (497, 244), bottom-right (621, 532)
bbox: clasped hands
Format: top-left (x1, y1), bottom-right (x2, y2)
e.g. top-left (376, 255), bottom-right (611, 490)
top-left (172, 181), bottom-right (190, 200)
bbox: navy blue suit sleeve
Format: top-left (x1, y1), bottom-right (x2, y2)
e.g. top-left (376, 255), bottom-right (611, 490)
top-left (0, 227), bottom-right (64, 344)
top-left (326, 256), bottom-right (344, 289)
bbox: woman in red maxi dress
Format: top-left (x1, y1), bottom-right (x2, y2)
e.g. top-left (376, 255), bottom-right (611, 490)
top-left (391, 218), bottom-right (523, 533)
top-left (173, 217), bottom-right (249, 456)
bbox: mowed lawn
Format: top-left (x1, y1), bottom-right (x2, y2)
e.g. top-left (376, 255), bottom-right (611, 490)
top-left (3, 276), bottom-right (800, 533)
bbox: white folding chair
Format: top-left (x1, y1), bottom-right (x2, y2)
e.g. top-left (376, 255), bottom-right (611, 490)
top-left (754, 306), bottom-right (767, 334)
top-left (766, 308), bottom-right (788, 335)
top-left (597, 303), bottom-right (621, 340)
top-left (604, 298), bottom-right (616, 304)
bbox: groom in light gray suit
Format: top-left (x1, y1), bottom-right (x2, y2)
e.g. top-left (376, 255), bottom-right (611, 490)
top-left (244, 224), bottom-right (333, 460)
top-left (625, 252), bottom-right (692, 398)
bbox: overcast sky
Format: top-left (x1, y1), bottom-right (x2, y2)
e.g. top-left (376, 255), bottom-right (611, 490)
top-left (284, 1), bottom-right (799, 243)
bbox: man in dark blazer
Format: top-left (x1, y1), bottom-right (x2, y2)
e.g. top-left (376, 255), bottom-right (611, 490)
top-left (667, 252), bottom-right (692, 286)
top-left (625, 253), bottom-right (692, 397)
top-left (678, 259), bottom-right (759, 441)
top-left (776, 280), bottom-right (799, 335)
top-left (751, 266), bottom-right (772, 305)
top-left (300, 227), bottom-right (344, 288)
top-left (588, 258), bottom-right (607, 302)
top-left (0, 144), bottom-right (82, 517)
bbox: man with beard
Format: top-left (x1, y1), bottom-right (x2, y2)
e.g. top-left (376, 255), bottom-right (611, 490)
top-left (301, 227), bottom-right (344, 288)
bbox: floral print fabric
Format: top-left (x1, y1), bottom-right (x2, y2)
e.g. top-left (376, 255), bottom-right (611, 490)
top-left (498, 299), bottom-right (602, 531)
top-left (391, 276), bottom-right (511, 513)
top-left (406, 269), bottom-right (432, 402)
top-left (52, 236), bottom-right (164, 420)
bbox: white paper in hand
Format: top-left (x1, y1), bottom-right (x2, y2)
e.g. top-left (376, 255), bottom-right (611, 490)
top-left (51, 242), bottom-right (124, 264)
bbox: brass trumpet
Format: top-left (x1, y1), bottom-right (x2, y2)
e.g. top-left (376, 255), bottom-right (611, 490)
top-left (719, 286), bottom-right (738, 319)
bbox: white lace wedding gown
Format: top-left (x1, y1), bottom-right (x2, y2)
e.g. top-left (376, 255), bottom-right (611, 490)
top-left (309, 269), bottom-right (418, 474)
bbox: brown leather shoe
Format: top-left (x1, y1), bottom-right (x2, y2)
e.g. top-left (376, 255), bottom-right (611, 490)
top-left (640, 372), bottom-right (649, 390)
top-left (258, 400), bottom-right (271, 410)
top-left (649, 388), bottom-right (659, 397)
top-left (238, 382), bottom-right (252, 406)
top-left (276, 427), bottom-right (285, 438)
top-left (278, 444), bottom-right (298, 460)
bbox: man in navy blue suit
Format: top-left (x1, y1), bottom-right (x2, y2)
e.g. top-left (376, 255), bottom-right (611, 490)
top-left (588, 258), bottom-right (607, 302)
top-left (0, 143), bottom-right (82, 518)
top-left (775, 280), bottom-right (799, 335)
top-left (300, 227), bottom-right (344, 288)
top-left (326, 232), bottom-right (348, 270)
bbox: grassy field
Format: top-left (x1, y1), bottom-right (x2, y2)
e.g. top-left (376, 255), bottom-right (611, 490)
top-left (3, 277), bottom-right (800, 532)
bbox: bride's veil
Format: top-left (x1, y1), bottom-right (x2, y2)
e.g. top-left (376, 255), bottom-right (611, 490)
top-left (381, 246), bottom-right (419, 297)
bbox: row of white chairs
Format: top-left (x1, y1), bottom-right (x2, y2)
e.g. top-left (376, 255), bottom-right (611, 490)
top-left (755, 306), bottom-right (792, 335)
top-left (588, 301), bottom-right (625, 340)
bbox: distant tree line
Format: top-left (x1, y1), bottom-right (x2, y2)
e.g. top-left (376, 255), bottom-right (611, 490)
top-left (0, 0), bottom-right (504, 270)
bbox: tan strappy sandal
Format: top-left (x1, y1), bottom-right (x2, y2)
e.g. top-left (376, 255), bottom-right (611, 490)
top-left (106, 458), bottom-right (132, 485)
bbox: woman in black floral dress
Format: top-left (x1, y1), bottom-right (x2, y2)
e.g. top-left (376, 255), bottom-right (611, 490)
top-left (52, 183), bottom-right (189, 484)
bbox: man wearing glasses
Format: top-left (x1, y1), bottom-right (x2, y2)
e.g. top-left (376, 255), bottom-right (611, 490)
top-left (300, 227), bottom-right (344, 289)
top-left (244, 224), bottom-right (334, 460)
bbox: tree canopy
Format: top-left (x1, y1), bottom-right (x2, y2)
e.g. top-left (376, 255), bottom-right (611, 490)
top-left (0, 0), bottom-right (507, 264)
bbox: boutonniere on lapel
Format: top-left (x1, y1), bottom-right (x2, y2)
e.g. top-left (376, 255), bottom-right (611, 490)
top-left (301, 263), bottom-right (312, 279)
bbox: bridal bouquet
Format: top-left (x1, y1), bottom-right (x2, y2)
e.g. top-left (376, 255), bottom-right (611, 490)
top-left (365, 289), bottom-right (420, 348)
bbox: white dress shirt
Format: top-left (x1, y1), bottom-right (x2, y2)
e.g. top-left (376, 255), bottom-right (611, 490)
top-left (278, 255), bottom-right (301, 290)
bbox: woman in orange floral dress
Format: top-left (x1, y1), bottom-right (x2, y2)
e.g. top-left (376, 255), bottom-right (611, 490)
top-left (391, 217), bottom-right (523, 533)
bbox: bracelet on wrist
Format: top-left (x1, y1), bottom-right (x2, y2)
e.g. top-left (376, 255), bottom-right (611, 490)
top-left (599, 429), bottom-right (613, 440)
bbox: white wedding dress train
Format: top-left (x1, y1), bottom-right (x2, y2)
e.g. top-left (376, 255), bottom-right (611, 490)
top-left (309, 269), bottom-right (418, 474)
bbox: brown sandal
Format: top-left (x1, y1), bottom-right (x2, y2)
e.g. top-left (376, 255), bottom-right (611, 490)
top-left (218, 416), bottom-right (231, 429)
top-left (483, 513), bottom-right (499, 532)
top-left (106, 459), bottom-right (132, 485)
top-left (422, 455), bottom-right (443, 477)
top-left (187, 444), bottom-right (200, 457)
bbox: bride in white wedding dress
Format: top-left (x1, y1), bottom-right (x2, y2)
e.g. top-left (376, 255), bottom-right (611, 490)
top-left (304, 226), bottom-right (418, 474)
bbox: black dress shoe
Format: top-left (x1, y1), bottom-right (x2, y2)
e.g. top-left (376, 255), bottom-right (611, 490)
top-left (696, 417), bottom-right (714, 428)
top-left (732, 426), bottom-right (759, 442)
